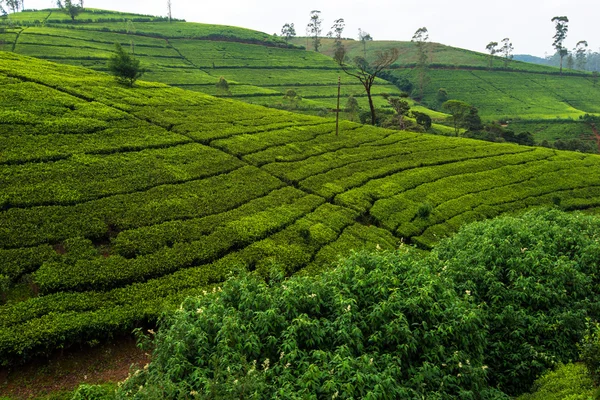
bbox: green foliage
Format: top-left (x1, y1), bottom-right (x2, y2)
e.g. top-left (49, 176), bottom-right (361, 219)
top-left (580, 321), bottom-right (600, 386)
top-left (117, 251), bottom-right (498, 399)
top-left (57, 0), bottom-right (83, 21)
top-left (107, 42), bottom-right (144, 87)
top-left (434, 208), bottom-right (600, 394)
top-left (517, 363), bottom-right (596, 400)
top-left (71, 383), bottom-right (115, 400)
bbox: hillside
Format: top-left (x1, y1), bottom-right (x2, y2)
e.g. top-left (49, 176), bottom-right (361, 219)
top-left (0, 9), bottom-right (411, 115)
top-left (2, 52), bottom-right (600, 365)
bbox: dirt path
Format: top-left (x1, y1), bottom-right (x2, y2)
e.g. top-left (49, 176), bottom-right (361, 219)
top-left (0, 337), bottom-right (150, 399)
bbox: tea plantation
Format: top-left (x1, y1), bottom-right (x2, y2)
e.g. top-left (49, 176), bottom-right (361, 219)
top-left (0, 9), bottom-right (404, 114)
top-left (2, 50), bottom-right (600, 372)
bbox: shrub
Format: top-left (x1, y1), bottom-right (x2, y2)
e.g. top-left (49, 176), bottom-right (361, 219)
top-left (516, 363), bottom-right (595, 400)
top-left (434, 208), bottom-right (600, 395)
top-left (579, 321), bottom-right (600, 386)
top-left (116, 251), bottom-right (500, 399)
top-left (108, 42), bottom-right (145, 87)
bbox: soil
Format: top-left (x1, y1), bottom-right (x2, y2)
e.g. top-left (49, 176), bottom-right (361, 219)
top-left (0, 336), bottom-right (150, 399)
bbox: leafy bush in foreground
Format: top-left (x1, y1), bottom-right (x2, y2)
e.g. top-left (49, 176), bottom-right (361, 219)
top-left (116, 251), bottom-right (501, 399)
top-left (433, 208), bottom-right (600, 395)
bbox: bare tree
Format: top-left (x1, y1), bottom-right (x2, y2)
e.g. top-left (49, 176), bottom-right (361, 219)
top-left (167, 0), bottom-right (172, 23)
top-left (412, 27), bottom-right (429, 100)
top-left (335, 47), bottom-right (399, 125)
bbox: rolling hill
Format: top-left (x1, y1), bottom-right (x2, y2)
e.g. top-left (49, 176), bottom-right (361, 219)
top-left (2, 51), bottom-right (600, 366)
top-left (0, 8), bottom-right (410, 115)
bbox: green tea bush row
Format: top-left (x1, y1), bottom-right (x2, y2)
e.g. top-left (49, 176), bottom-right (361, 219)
top-left (336, 149), bottom-right (553, 213)
top-left (112, 188), bottom-right (319, 257)
top-left (0, 166), bottom-right (284, 248)
top-left (293, 142), bottom-right (525, 199)
top-left (0, 244), bottom-right (58, 283)
top-left (33, 194), bottom-right (324, 293)
top-left (1, 143), bottom-right (243, 208)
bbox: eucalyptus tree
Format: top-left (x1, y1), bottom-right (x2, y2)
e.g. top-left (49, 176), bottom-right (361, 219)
top-left (551, 16), bottom-right (569, 75)
top-left (485, 41), bottom-right (498, 69)
top-left (575, 40), bottom-right (588, 70)
top-left (358, 28), bottom-right (372, 59)
top-left (166, 0), bottom-right (172, 23)
top-left (412, 27), bottom-right (429, 99)
top-left (280, 23), bottom-right (295, 44)
top-left (500, 38), bottom-right (513, 67)
top-left (307, 10), bottom-right (322, 52)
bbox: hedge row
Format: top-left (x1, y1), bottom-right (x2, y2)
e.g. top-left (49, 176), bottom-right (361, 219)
top-left (0, 166), bottom-right (284, 248)
top-left (33, 193), bottom-right (325, 293)
top-left (336, 149), bottom-right (554, 213)
top-left (295, 142), bottom-right (529, 199)
top-left (1, 143), bottom-right (243, 208)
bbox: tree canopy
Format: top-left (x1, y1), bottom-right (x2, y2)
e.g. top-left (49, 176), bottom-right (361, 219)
top-left (107, 42), bottom-right (145, 87)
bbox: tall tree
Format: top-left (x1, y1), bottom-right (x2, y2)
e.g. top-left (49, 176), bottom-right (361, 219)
top-left (485, 41), bottom-right (498, 69)
top-left (56, 0), bottom-right (82, 21)
top-left (412, 27), bottom-right (429, 100)
top-left (500, 38), bottom-right (513, 68)
top-left (331, 18), bottom-right (344, 48)
top-left (575, 40), bottom-right (588, 70)
top-left (551, 16), bottom-right (569, 75)
top-left (307, 10), bottom-right (322, 52)
top-left (166, 0), bottom-right (172, 23)
top-left (358, 28), bottom-right (372, 59)
top-left (280, 23), bottom-right (296, 45)
top-left (335, 46), bottom-right (399, 125)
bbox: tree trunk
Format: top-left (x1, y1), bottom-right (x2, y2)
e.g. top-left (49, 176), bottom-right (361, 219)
top-left (365, 84), bottom-right (376, 125)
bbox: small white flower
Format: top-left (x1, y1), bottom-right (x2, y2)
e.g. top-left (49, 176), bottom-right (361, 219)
top-left (196, 308), bottom-right (204, 314)
top-left (458, 362), bottom-right (463, 368)
top-left (262, 358), bottom-right (270, 371)
top-left (345, 305), bottom-right (351, 312)
top-left (465, 290), bottom-right (471, 296)
top-left (280, 352), bottom-right (285, 360)
top-left (482, 365), bottom-right (489, 370)
top-left (148, 329), bottom-right (155, 335)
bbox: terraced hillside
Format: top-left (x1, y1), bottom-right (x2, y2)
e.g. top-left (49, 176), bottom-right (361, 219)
top-left (0, 9), bottom-right (409, 114)
top-left (3, 52), bottom-right (600, 364)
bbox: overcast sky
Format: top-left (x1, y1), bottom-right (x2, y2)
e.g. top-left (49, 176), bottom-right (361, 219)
top-left (23, 0), bottom-right (599, 57)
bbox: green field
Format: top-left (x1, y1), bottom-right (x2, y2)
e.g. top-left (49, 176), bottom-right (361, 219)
top-left (0, 9), bottom-right (413, 118)
top-left (2, 52), bottom-right (600, 366)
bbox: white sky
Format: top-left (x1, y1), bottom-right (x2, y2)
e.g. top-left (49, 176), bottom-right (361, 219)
top-left (21, 0), bottom-right (599, 57)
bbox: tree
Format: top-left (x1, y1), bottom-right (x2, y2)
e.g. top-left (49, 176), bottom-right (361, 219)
top-left (166, 0), bottom-right (172, 23)
top-left (412, 27), bottom-right (430, 100)
top-left (500, 38), bottom-right (513, 68)
top-left (108, 42), bottom-right (145, 87)
top-left (335, 46), bottom-right (399, 125)
top-left (412, 111), bottom-right (432, 131)
top-left (280, 23), bottom-right (295, 44)
top-left (331, 18), bottom-right (344, 52)
top-left (215, 76), bottom-right (230, 95)
top-left (307, 10), bottom-right (322, 52)
top-left (566, 52), bottom-right (574, 70)
top-left (0, 0), bottom-right (23, 14)
top-left (56, 0), bottom-right (82, 21)
top-left (551, 16), bottom-right (569, 75)
top-left (463, 106), bottom-right (483, 132)
top-left (485, 41), bottom-right (498, 69)
top-left (575, 40), bottom-right (588, 70)
top-left (345, 95), bottom-right (360, 121)
top-left (358, 28), bottom-right (372, 59)
top-left (442, 99), bottom-right (471, 136)
top-left (383, 93), bottom-right (410, 130)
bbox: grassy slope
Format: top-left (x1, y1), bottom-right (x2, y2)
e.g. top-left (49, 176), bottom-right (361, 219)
top-left (2, 52), bottom-right (600, 364)
top-left (313, 38), bottom-right (600, 145)
top-left (0, 9), bottom-right (410, 116)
